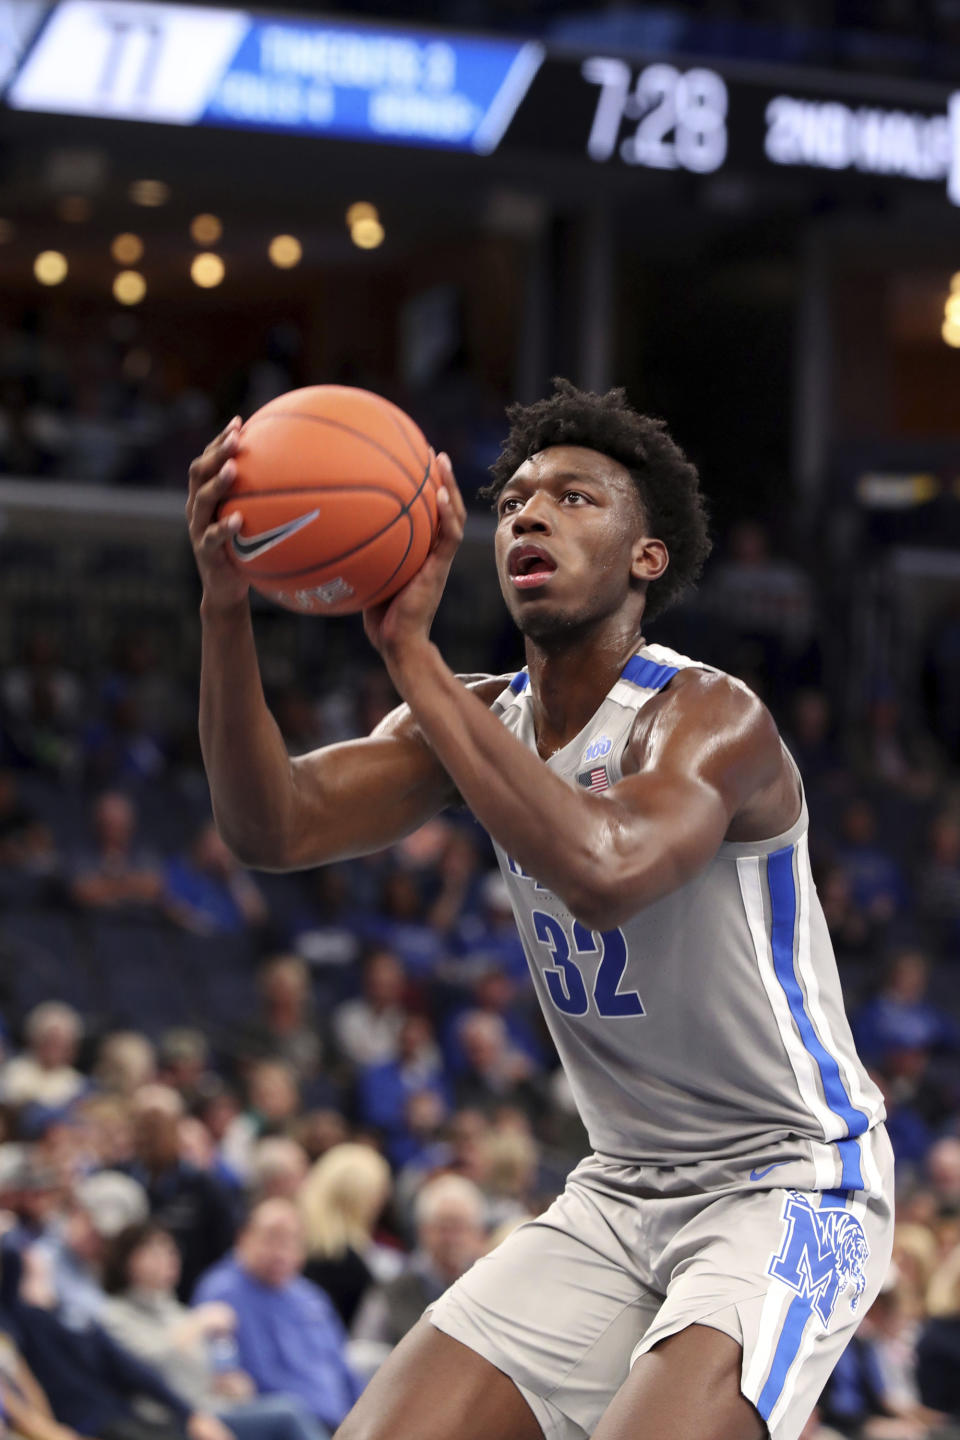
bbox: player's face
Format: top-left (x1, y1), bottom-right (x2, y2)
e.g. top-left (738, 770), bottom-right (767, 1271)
top-left (493, 445), bottom-right (664, 641)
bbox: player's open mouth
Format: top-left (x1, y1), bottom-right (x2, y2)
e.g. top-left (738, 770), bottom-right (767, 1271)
top-left (508, 544), bottom-right (557, 589)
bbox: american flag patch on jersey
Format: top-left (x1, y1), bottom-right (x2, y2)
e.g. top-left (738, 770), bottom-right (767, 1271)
top-left (577, 766), bottom-right (610, 793)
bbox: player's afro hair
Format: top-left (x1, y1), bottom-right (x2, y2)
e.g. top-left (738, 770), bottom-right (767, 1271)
top-left (481, 378), bottom-right (712, 621)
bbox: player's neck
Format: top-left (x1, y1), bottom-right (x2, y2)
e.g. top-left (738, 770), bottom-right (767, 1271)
top-left (524, 618), bottom-right (645, 759)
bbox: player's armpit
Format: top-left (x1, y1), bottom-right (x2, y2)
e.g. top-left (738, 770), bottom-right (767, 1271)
top-left (577, 672), bottom-right (795, 928)
top-left (279, 674), bottom-right (508, 870)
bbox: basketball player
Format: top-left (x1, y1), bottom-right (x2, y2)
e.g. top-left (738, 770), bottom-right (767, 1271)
top-left (187, 381), bottom-right (893, 1440)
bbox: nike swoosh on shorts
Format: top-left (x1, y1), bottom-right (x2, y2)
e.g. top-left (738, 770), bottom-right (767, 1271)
top-left (231, 509), bottom-right (320, 562)
top-left (749, 1160), bottom-right (792, 1182)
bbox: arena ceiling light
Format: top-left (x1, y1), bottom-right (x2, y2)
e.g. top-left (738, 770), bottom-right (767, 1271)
top-left (111, 233), bottom-right (143, 265)
top-left (129, 179), bottom-right (170, 208)
top-left (191, 213), bottom-right (222, 245)
top-left (350, 218), bottom-right (385, 250)
top-left (113, 270), bottom-right (147, 305)
top-left (346, 202), bottom-right (378, 228)
top-left (268, 234), bottom-right (301, 269)
top-left (34, 250), bottom-right (67, 285)
top-left (191, 252), bottom-right (225, 288)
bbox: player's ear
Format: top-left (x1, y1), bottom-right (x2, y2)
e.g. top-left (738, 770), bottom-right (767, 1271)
top-left (631, 537), bottom-right (669, 583)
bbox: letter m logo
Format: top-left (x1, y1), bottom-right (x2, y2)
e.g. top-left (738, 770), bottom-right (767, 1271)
top-left (767, 1193), bottom-right (869, 1328)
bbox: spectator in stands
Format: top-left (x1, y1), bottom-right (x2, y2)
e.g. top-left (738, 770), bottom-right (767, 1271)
top-left (233, 957), bottom-right (324, 1084)
top-left (702, 519), bottom-right (814, 700)
top-left (918, 813), bottom-right (960, 948)
top-left (926, 1139), bottom-right (960, 1214)
top-left (855, 951), bottom-right (958, 1069)
top-left (31, 1172), bottom-right (148, 1327)
top-left (220, 1062), bottom-right (301, 1184)
top-left (0, 1311), bottom-right (91, 1440)
top-left (784, 688), bottom-right (847, 799)
top-left (82, 688), bottom-right (166, 788)
top-left (454, 1011), bottom-right (542, 1121)
top-left (298, 1144), bottom-right (399, 1328)
top-left (0, 769), bottom-right (57, 880)
top-left (247, 1138), bottom-right (309, 1204)
top-left (360, 870), bottom-right (445, 976)
top-left (77, 1095), bottom-right (135, 1170)
top-left (164, 824), bottom-right (267, 937)
top-left (0, 1004), bottom-right (86, 1112)
top-left (94, 1032), bottom-right (157, 1099)
top-left (0, 1244), bottom-right (233, 1440)
top-left (101, 1221), bottom-right (329, 1440)
top-left (817, 864), bottom-right (879, 970)
top-left (192, 1199), bottom-right (360, 1434)
top-left (834, 797), bottom-right (908, 924)
top-left (126, 1086), bottom-right (235, 1300)
top-left (158, 1031), bottom-right (215, 1110)
top-left (351, 1174), bottom-right (486, 1354)
top-left (851, 692), bottom-right (939, 801)
top-left (444, 967), bottom-right (544, 1077)
top-left (482, 1121), bottom-right (540, 1230)
top-left (332, 950), bottom-right (407, 1069)
top-left (355, 1015), bottom-right (448, 1164)
top-left (0, 629), bottom-right (81, 777)
top-left (452, 872), bottom-right (529, 985)
top-left (68, 792), bottom-right (164, 914)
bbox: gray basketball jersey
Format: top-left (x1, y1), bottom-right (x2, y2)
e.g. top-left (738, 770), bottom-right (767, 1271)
top-left (491, 642), bottom-right (885, 1188)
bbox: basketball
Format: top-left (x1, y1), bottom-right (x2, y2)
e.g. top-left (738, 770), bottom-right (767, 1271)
top-left (220, 385), bottom-right (441, 615)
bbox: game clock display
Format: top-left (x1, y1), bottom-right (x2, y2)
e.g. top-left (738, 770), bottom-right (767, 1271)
top-left (6, 0), bottom-right (960, 207)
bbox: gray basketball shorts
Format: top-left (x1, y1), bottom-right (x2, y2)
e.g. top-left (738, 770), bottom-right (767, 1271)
top-left (429, 1125), bottom-right (894, 1440)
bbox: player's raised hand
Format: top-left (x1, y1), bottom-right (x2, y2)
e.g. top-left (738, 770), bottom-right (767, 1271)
top-left (363, 450), bottom-right (466, 662)
top-left (186, 417), bottom-right (249, 612)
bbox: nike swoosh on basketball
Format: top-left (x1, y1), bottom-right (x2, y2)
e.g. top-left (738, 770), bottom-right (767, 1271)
top-left (749, 1160), bottom-right (792, 1182)
top-left (231, 509), bottom-right (320, 562)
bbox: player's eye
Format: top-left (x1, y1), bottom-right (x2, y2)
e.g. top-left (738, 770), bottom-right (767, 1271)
top-left (562, 490), bottom-right (588, 504)
top-left (499, 496), bottom-right (522, 515)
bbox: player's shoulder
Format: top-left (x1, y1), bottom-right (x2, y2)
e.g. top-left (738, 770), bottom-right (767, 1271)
top-left (629, 661), bottom-right (781, 766)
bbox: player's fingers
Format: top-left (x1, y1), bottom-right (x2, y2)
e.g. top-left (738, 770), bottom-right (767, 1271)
top-left (189, 461), bottom-right (238, 539)
top-left (187, 425), bottom-right (240, 497)
top-left (198, 512), bottom-right (243, 555)
top-left (437, 453), bottom-right (466, 523)
top-left (435, 484), bottom-right (464, 555)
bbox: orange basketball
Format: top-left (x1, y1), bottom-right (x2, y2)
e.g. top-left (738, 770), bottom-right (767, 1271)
top-left (221, 385), bottom-right (440, 616)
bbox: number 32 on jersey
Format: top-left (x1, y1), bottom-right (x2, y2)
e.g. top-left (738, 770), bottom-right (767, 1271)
top-left (532, 912), bottom-right (645, 1019)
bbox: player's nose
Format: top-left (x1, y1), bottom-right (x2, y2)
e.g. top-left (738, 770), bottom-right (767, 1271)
top-left (511, 494), bottom-right (552, 534)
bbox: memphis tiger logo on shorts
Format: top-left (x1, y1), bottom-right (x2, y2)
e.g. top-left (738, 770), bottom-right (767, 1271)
top-left (767, 1192), bottom-right (870, 1327)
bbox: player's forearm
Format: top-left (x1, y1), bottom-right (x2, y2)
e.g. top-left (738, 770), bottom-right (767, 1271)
top-left (199, 598), bottom-right (298, 867)
top-left (388, 642), bottom-right (617, 924)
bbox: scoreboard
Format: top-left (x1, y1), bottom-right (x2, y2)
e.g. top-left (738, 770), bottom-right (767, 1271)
top-left (4, 0), bottom-right (960, 207)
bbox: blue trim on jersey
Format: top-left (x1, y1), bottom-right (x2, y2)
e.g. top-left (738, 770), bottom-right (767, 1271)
top-left (835, 1138), bottom-right (864, 1191)
top-left (509, 671), bottom-right (529, 694)
top-left (757, 1292), bottom-right (811, 1421)
top-left (620, 655), bottom-right (679, 691)
top-left (818, 1189), bottom-right (851, 1209)
top-left (767, 846), bottom-right (869, 1149)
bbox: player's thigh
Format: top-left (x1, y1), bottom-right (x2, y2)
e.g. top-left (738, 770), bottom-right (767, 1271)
top-left (334, 1318), bottom-right (544, 1440)
top-left (593, 1324), bottom-right (765, 1440)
